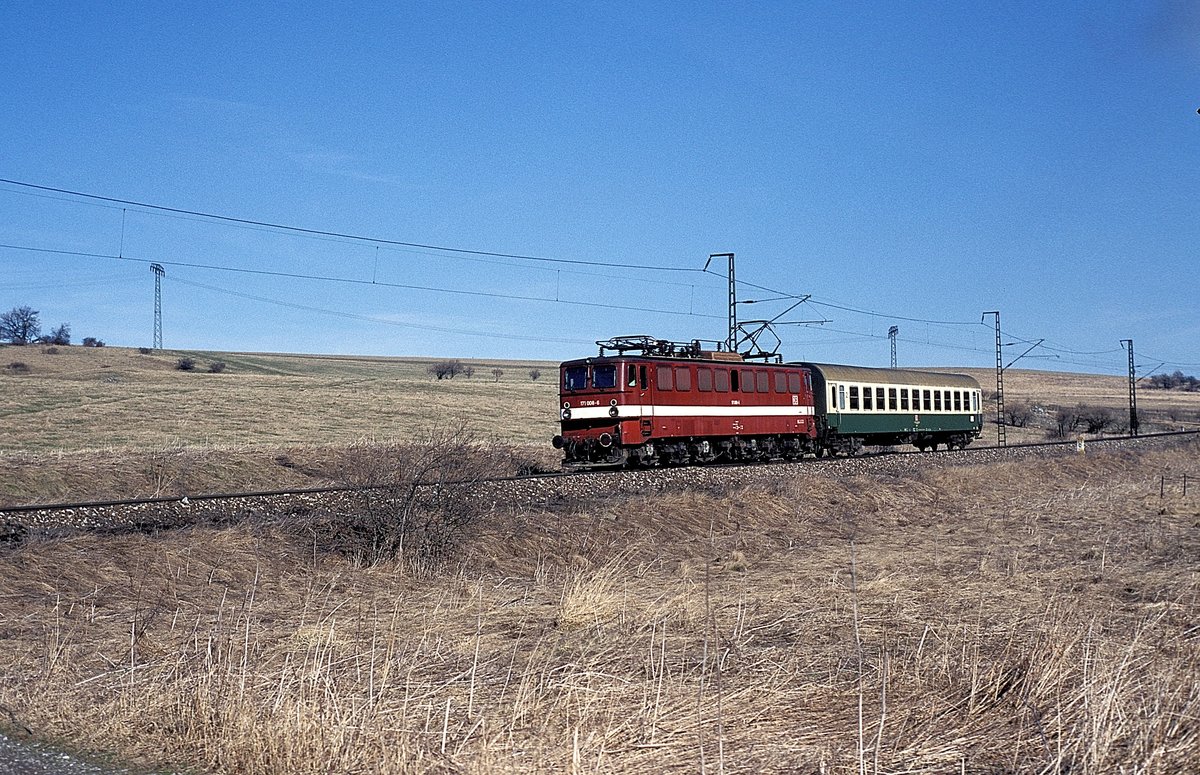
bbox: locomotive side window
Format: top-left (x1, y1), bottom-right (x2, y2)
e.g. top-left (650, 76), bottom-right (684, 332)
top-left (564, 366), bottom-right (588, 391)
top-left (715, 369), bottom-right (729, 392)
top-left (730, 370), bottom-right (740, 392)
top-left (675, 366), bottom-right (691, 392)
top-left (923, 390), bottom-right (932, 411)
top-left (626, 365), bottom-right (637, 388)
top-left (876, 387), bottom-right (885, 410)
top-left (862, 386), bottom-right (872, 410)
top-left (849, 386), bottom-right (860, 410)
top-left (756, 371), bottom-right (769, 393)
top-left (593, 365), bottom-right (617, 389)
top-left (640, 365), bottom-right (648, 389)
top-left (775, 372), bottom-right (787, 393)
top-left (794, 373), bottom-right (805, 394)
top-left (656, 365), bottom-right (673, 391)
top-left (740, 369), bottom-right (755, 393)
top-left (888, 388), bottom-right (897, 410)
top-left (697, 367), bottom-right (713, 392)
top-left (900, 388), bottom-right (910, 411)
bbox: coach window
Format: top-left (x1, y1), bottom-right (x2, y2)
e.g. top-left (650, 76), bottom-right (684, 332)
top-left (831, 386), bottom-right (837, 407)
top-left (838, 384), bottom-right (846, 410)
top-left (697, 367), bottom-right (713, 392)
top-left (973, 391), bottom-right (979, 412)
top-left (922, 389), bottom-right (932, 411)
top-left (849, 386), bottom-right (860, 410)
top-left (756, 371), bottom-right (770, 393)
top-left (888, 388), bottom-right (898, 411)
top-left (862, 386), bottom-right (872, 410)
top-left (715, 369), bottom-right (729, 392)
top-left (953, 391), bottom-right (962, 411)
top-left (675, 366), bottom-right (691, 392)
top-left (564, 366), bottom-right (587, 391)
top-left (594, 365), bottom-right (617, 389)
top-left (656, 365), bottom-right (673, 391)
top-left (900, 388), bottom-right (910, 411)
top-left (943, 390), bottom-right (951, 411)
top-left (792, 373), bottom-right (804, 394)
top-left (933, 390), bottom-right (942, 411)
top-left (876, 387), bottom-right (885, 410)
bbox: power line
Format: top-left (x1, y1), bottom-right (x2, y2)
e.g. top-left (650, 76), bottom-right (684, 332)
top-left (170, 276), bottom-right (594, 345)
top-left (0, 242), bottom-right (722, 320)
top-left (0, 178), bottom-right (706, 274)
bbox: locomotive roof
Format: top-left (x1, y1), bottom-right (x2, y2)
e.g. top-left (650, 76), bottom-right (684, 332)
top-left (793, 362), bottom-right (981, 389)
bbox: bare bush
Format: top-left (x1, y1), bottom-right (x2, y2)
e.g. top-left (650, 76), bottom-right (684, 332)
top-left (4, 362), bottom-right (30, 375)
top-left (138, 347), bottom-right (152, 355)
top-left (528, 368), bottom-right (541, 381)
top-left (491, 367), bottom-right (503, 382)
top-left (82, 337), bottom-right (105, 348)
top-left (427, 359), bottom-right (464, 380)
top-left (1003, 402), bottom-right (1032, 427)
top-left (176, 357), bottom-right (196, 372)
top-left (331, 424), bottom-right (495, 569)
top-left (208, 361), bottom-right (227, 374)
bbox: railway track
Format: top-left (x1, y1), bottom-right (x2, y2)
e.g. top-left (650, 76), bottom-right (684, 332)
top-left (2, 430), bottom-right (1197, 538)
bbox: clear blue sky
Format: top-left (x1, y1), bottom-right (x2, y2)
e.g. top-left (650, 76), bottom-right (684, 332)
top-left (2, 1), bottom-right (1198, 376)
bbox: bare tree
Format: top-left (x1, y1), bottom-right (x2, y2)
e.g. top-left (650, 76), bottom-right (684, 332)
top-left (491, 368), bottom-right (503, 382)
top-left (0, 307), bottom-right (41, 345)
top-left (428, 360), bottom-right (465, 380)
top-left (528, 368), bottom-right (541, 381)
top-left (1003, 402), bottom-right (1031, 428)
top-left (43, 323), bottom-right (71, 346)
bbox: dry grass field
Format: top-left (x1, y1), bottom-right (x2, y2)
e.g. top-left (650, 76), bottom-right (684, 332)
top-left (0, 439), bottom-right (1198, 773)
top-left (2, 345), bottom-right (1200, 772)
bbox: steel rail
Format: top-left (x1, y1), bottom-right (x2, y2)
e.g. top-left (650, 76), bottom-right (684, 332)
top-left (2, 429), bottom-right (1197, 518)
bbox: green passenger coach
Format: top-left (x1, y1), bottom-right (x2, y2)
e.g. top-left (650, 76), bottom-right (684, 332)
top-left (794, 362), bottom-right (984, 455)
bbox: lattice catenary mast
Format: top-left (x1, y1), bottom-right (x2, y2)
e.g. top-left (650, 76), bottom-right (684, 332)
top-left (150, 263), bottom-right (165, 349)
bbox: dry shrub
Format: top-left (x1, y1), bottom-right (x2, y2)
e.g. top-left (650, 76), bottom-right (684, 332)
top-left (324, 425), bottom-right (500, 569)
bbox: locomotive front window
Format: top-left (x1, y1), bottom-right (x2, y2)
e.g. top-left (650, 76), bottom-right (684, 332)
top-left (593, 365), bottom-right (617, 389)
top-left (564, 367), bottom-right (588, 391)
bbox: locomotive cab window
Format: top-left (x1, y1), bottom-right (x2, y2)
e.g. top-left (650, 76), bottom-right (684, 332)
top-left (697, 367), bottom-right (713, 392)
top-left (674, 366), bottom-right (691, 392)
top-left (656, 365), bottom-right (673, 391)
top-left (564, 366), bottom-right (587, 391)
top-left (593, 365), bottom-right (617, 389)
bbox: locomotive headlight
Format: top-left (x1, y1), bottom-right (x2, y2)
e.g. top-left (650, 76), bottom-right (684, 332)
top-left (561, 407), bottom-right (572, 420)
top-left (608, 405), bottom-right (619, 417)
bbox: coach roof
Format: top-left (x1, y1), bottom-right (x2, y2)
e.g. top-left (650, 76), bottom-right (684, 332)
top-left (792, 362), bottom-right (981, 389)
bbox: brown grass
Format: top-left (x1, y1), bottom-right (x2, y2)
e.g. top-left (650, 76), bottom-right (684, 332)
top-left (2, 439), bottom-right (1198, 773)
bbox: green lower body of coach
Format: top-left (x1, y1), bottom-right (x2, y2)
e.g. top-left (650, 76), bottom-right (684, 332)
top-left (820, 411), bottom-right (982, 455)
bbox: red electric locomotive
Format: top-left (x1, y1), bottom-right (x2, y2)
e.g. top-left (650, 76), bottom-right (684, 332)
top-left (552, 336), bottom-right (817, 467)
